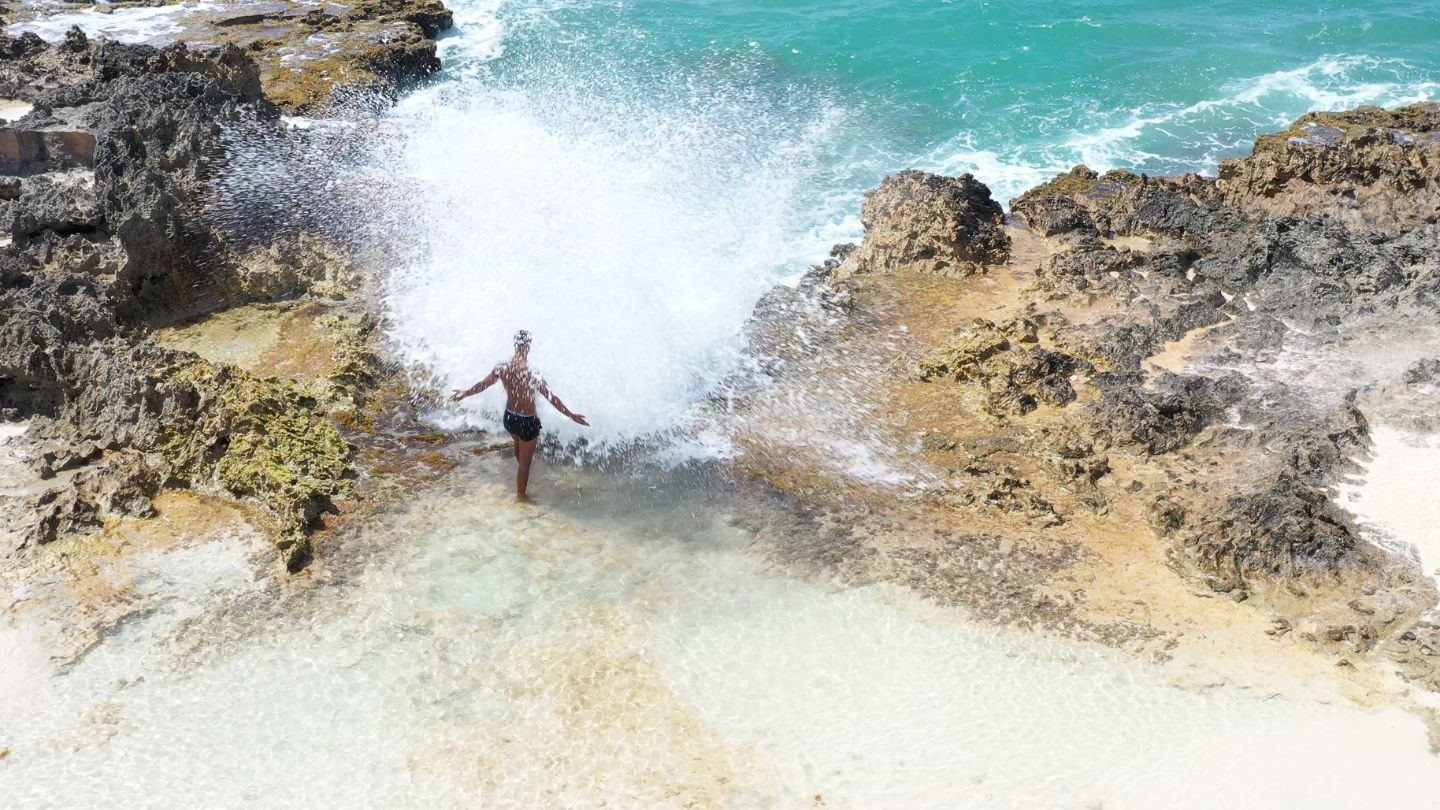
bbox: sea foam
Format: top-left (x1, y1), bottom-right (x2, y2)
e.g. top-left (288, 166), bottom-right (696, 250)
top-left (376, 37), bottom-right (844, 452)
top-left (1339, 426), bottom-right (1440, 589)
top-left (5, 1), bottom-right (225, 44)
top-left (929, 54), bottom-right (1440, 204)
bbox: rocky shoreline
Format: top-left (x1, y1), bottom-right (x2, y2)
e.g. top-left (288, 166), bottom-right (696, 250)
top-left (742, 101), bottom-right (1440, 695)
top-left (0, 22), bottom-right (454, 569)
top-left (5, 0), bottom-right (451, 111)
top-left (2, 1), bottom-right (1440, 717)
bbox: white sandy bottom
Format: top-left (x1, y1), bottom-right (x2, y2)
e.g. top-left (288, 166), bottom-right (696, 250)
top-left (1339, 425), bottom-right (1440, 585)
top-left (1, 467), bottom-right (1438, 808)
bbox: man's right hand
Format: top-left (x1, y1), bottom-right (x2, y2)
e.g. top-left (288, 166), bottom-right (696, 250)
top-left (570, 413), bottom-right (590, 426)
top-left (449, 389), bottom-right (466, 402)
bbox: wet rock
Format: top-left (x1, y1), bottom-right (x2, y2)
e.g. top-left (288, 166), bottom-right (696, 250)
top-left (839, 170), bottom-right (1010, 277)
top-left (1039, 425), bottom-right (1111, 494)
top-left (1087, 371), bottom-right (1240, 455)
top-left (30, 441), bottom-right (102, 478)
top-left (10, 170), bottom-right (103, 240)
top-left (1034, 237), bottom-right (1148, 299)
top-left (0, 36), bottom-right (299, 326)
top-left (1195, 216), bottom-right (1440, 324)
top-left (0, 32), bottom-right (266, 111)
top-left (4, 0), bottom-right (451, 112)
top-left (1387, 623), bottom-right (1440, 691)
top-left (71, 451), bottom-right (161, 518)
top-left (320, 310), bottom-right (383, 407)
top-left (1, 37), bottom-right (358, 566)
top-left (1147, 494), bottom-right (1185, 536)
top-left (742, 253), bottom-right (854, 374)
top-left (1011, 165), bottom-right (1232, 242)
top-left (918, 318), bottom-right (1086, 417)
top-left (946, 468), bottom-right (1063, 527)
top-left (9, 450), bottom-right (162, 552)
top-left (1218, 102), bottom-right (1440, 232)
top-left (1172, 471), bottom-right (1358, 588)
top-left (739, 101), bottom-right (1440, 661)
top-left (15, 484), bottom-right (97, 549)
top-left (1402, 358), bottom-right (1440, 385)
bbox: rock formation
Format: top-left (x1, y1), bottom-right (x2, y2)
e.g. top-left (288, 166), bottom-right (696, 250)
top-left (1217, 102), bottom-right (1440, 232)
top-left (1007, 122), bottom-right (1440, 591)
top-left (3, 0), bottom-right (453, 111)
top-left (837, 170), bottom-right (1010, 277)
top-left (1, 34), bottom-right (365, 568)
top-left (742, 101), bottom-right (1440, 680)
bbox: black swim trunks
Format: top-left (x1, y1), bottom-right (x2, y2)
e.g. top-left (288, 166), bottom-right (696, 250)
top-left (503, 410), bottom-right (542, 442)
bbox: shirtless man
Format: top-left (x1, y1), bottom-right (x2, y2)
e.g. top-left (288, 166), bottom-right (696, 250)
top-left (450, 330), bottom-right (588, 501)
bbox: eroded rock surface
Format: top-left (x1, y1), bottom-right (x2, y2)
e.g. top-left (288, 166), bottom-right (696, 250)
top-left (742, 102), bottom-right (1440, 688)
top-left (4, 0), bottom-right (451, 111)
top-left (1218, 102), bottom-right (1440, 231)
top-left (1, 35), bottom-right (365, 568)
top-left (838, 170), bottom-right (1010, 277)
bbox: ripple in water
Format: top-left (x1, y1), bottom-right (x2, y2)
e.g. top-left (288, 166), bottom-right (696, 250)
top-left (1, 461), bottom-right (1437, 807)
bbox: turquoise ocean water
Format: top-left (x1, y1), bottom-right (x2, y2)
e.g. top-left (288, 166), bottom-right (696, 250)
top-left (442, 0), bottom-right (1440, 210)
top-left (384, 0), bottom-right (1440, 446)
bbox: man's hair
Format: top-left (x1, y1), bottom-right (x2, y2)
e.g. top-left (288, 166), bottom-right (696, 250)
top-left (514, 329), bottom-right (532, 349)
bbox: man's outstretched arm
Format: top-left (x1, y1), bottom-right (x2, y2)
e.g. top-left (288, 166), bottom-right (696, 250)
top-left (537, 379), bottom-right (589, 425)
top-left (450, 366), bottom-right (502, 402)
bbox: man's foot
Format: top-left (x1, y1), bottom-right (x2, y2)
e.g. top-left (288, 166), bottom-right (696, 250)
top-left (516, 493), bottom-right (534, 504)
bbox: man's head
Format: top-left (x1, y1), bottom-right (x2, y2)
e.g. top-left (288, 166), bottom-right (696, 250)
top-left (513, 329), bottom-right (532, 354)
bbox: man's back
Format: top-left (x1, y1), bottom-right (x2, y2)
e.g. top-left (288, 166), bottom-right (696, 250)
top-left (449, 330), bottom-right (588, 500)
top-left (497, 357), bottom-right (546, 416)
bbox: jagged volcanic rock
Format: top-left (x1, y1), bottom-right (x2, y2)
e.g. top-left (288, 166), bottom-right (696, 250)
top-left (838, 170), bottom-right (1010, 277)
top-left (1, 35), bottom-right (356, 568)
top-left (1217, 102), bottom-right (1440, 232)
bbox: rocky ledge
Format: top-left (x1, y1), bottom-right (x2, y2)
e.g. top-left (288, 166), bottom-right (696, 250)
top-left (745, 101), bottom-right (1440, 691)
top-left (0, 33), bottom-right (446, 570)
top-left (3, 0), bottom-right (451, 111)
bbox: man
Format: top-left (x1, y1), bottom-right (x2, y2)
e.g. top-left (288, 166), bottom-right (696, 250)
top-left (450, 330), bottom-right (589, 502)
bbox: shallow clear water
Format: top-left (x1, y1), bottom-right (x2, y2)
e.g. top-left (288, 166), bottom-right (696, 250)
top-left (7, 2), bottom-right (1440, 804)
top-left (3, 459), bottom-right (1438, 807)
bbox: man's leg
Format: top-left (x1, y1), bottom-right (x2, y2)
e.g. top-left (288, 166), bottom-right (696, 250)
top-left (515, 437), bottom-right (538, 501)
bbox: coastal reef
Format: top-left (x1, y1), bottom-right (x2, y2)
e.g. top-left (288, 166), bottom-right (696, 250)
top-left (0, 34), bottom-right (385, 568)
top-left (743, 102), bottom-right (1440, 687)
top-left (2, 0), bottom-right (452, 111)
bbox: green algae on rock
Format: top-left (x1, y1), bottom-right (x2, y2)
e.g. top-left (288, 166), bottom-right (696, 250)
top-left (158, 362), bottom-right (353, 569)
top-left (1219, 101), bottom-right (1440, 231)
top-left (0, 36), bottom-right (370, 567)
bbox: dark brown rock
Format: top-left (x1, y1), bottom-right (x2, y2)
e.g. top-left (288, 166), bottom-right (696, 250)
top-left (1218, 102), bottom-right (1440, 232)
top-left (839, 170), bottom-right (1010, 277)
